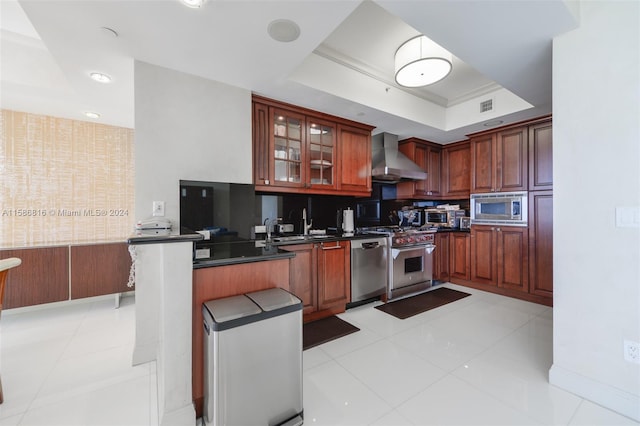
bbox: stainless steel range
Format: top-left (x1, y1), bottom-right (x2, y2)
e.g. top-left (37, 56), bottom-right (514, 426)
top-left (361, 227), bottom-right (436, 300)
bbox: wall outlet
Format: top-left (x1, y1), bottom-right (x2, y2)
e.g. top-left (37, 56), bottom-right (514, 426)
top-left (152, 201), bottom-right (165, 217)
top-left (624, 340), bottom-right (640, 364)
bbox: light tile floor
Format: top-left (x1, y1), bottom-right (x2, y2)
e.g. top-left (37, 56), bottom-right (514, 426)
top-left (1, 283), bottom-right (637, 425)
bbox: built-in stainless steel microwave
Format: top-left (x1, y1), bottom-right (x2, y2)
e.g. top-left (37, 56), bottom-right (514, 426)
top-left (470, 191), bottom-right (528, 226)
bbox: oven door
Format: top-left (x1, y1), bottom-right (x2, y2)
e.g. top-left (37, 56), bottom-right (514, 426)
top-left (389, 244), bottom-right (435, 299)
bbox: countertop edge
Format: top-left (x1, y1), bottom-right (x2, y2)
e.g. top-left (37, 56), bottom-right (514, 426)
top-left (128, 232), bottom-right (204, 245)
top-left (192, 251), bottom-right (295, 269)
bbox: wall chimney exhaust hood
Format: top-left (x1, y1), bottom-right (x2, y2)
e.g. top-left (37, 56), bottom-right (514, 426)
top-left (371, 133), bottom-right (427, 183)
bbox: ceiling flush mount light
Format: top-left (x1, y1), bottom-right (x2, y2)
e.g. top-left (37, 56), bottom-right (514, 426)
top-left (89, 72), bottom-right (112, 83)
top-left (394, 35), bottom-right (452, 87)
top-left (181, 0), bottom-right (206, 8)
top-left (268, 19), bottom-right (300, 43)
top-left (483, 119), bottom-right (504, 127)
top-left (84, 111), bottom-right (101, 119)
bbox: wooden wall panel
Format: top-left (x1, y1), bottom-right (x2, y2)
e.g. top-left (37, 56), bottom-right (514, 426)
top-left (0, 247), bottom-right (69, 309)
top-left (70, 243), bottom-right (132, 299)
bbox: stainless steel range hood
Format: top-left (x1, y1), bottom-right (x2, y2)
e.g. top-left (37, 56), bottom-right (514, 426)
top-left (371, 133), bottom-right (427, 183)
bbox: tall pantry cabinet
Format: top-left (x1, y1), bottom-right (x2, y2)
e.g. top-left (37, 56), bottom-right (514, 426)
top-left (527, 120), bottom-right (553, 299)
top-left (467, 116), bottom-right (553, 305)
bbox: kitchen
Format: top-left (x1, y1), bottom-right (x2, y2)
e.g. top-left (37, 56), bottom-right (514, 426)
top-left (1, 1), bottom-right (639, 425)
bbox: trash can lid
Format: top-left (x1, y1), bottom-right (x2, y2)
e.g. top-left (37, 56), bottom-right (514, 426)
top-left (203, 294), bottom-right (262, 324)
top-left (245, 288), bottom-right (301, 312)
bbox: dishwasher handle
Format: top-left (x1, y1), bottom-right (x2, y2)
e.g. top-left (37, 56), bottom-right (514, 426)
top-left (361, 242), bottom-right (380, 249)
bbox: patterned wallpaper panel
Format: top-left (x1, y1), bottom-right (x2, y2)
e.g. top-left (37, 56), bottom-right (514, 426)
top-left (1, 110), bottom-right (135, 248)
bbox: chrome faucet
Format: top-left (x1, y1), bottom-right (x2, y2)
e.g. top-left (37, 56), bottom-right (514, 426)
top-left (266, 217), bottom-right (281, 241)
top-left (302, 208), bottom-right (313, 235)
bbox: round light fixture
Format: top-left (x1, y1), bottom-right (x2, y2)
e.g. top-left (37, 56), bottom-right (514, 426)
top-left (268, 19), bottom-right (300, 43)
top-left (89, 72), bottom-right (112, 83)
top-left (84, 111), bottom-right (101, 119)
top-left (483, 120), bottom-right (504, 127)
top-left (394, 35), bottom-right (452, 87)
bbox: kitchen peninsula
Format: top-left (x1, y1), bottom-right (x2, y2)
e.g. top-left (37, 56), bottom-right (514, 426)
top-left (129, 226), bottom-right (301, 421)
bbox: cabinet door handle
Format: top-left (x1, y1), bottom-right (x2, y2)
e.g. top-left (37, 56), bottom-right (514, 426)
top-left (321, 243), bottom-right (342, 250)
top-left (496, 227), bottom-right (501, 232)
top-left (265, 179), bottom-right (270, 185)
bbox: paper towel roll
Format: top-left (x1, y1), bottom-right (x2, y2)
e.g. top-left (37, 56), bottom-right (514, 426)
top-left (343, 208), bottom-right (354, 233)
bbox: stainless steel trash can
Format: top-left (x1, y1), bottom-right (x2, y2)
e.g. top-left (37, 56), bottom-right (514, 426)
top-left (202, 288), bottom-right (303, 426)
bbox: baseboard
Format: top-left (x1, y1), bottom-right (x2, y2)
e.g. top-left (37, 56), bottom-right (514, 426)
top-left (3, 291), bottom-right (135, 316)
top-left (549, 364), bottom-right (640, 422)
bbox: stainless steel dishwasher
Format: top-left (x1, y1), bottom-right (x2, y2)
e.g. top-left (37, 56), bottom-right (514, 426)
top-left (350, 236), bottom-right (388, 306)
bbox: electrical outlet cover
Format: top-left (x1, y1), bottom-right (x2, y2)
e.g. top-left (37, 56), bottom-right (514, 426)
top-left (152, 201), bottom-right (165, 217)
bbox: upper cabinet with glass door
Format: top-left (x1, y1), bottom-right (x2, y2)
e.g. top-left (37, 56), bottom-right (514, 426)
top-left (273, 109), bottom-right (305, 187)
top-left (307, 118), bottom-right (335, 189)
top-left (252, 95), bottom-right (374, 196)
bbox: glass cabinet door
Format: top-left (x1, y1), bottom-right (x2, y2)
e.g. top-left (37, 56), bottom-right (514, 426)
top-left (307, 119), bottom-right (335, 187)
top-left (273, 110), bottom-right (304, 185)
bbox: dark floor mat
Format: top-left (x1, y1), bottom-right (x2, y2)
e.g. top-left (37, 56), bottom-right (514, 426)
top-left (303, 315), bottom-right (360, 350)
top-left (375, 287), bottom-right (471, 320)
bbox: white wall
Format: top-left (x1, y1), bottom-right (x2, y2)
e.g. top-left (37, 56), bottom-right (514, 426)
top-left (134, 61), bottom-right (252, 226)
top-left (550, 1), bottom-right (640, 421)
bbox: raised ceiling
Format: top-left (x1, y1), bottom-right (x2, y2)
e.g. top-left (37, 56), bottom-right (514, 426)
top-left (1, 0), bottom-right (578, 143)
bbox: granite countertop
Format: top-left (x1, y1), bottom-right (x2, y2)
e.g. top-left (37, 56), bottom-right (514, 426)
top-left (434, 227), bottom-right (471, 233)
top-left (192, 240), bottom-right (295, 268)
top-left (192, 233), bottom-right (379, 268)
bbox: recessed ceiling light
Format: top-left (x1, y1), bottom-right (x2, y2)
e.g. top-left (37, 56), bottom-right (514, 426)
top-left (89, 72), bottom-right (112, 83)
top-left (84, 111), bottom-right (101, 119)
top-left (181, 0), bottom-right (206, 8)
top-left (268, 19), bottom-right (300, 43)
top-left (483, 120), bottom-right (504, 127)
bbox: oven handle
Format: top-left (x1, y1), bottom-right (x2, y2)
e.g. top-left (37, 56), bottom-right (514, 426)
top-left (391, 244), bottom-right (436, 259)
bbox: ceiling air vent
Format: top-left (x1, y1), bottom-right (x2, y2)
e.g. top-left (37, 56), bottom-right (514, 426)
top-left (480, 99), bottom-right (493, 113)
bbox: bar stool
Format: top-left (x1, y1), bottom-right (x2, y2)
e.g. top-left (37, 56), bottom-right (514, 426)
top-left (0, 257), bottom-right (22, 404)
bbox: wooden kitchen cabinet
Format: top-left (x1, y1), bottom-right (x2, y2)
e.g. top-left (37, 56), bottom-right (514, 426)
top-left (441, 141), bottom-right (471, 198)
top-left (281, 240), bottom-right (350, 322)
top-left (252, 95), bottom-right (373, 196)
top-left (433, 232), bottom-right (450, 281)
top-left (338, 124), bottom-right (372, 194)
top-left (449, 232), bottom-right (471, 282)
top-left (528, 119), bottom-right (553, 191)
top-left (397, 138), bottom-right (442, 199)
top-left (471, 225), bottom-right (528, 292)
top-left (529, 190), bottom-right (553, 298)
top-left (282, 243), bottom-right (317, 314)
top-left (70, 242), bottom-right (132, 299)
top-left (470, 126), bottom-right (527, 193)
top-left (317, 240), bottom-right (350, 311)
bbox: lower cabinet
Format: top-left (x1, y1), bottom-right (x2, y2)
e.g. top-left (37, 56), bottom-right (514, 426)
top-left (471, 225), bottom-right (528, 292)
top-left (529, 191), bottom-right (553, 298)
top-left (449, 232), bottom-right (471, 282)
top-left (433, 233), bottom-right (450, 281)
top-left (282, 240), bottom-right (350, 322)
